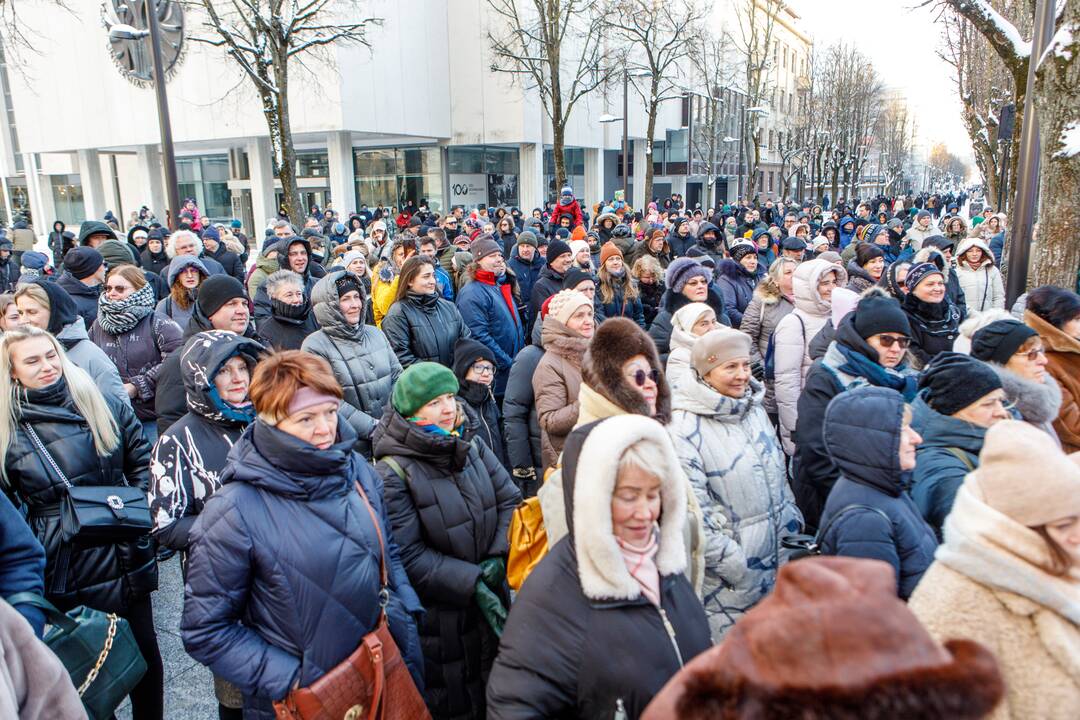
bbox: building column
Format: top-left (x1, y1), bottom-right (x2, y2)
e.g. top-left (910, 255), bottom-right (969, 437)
top-left (76, 149), bottom-right (106, 221)
top-left (135, 145), bottom-right (167, 221)
top-left (246, 137), bottom-right (276, 232)
top-left (23, 152), bottom-right (55, 234)
top-left (519, 142), bottom-right (544, 211)
top-left (632, 139), bottom-right (647, 209)
top-left (326, 130), bottom-right (354, 214)
top-left (583, 146), bottom-right (603, 212)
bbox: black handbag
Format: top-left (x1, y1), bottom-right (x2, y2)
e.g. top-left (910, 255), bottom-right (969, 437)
top-left (781, 504), bottom-right (891, 560)
top-left (6, 591), bottom-right (147, 720)
top-left (24, 423), bottom-right (152, 543)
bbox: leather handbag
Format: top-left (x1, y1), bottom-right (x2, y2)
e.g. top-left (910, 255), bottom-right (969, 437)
top-left (5, 592), bottom-right (147, 720)
top-left (272, 481), bottom-right (430, 720)
top-left (24, 423), bottom-right (152, 543)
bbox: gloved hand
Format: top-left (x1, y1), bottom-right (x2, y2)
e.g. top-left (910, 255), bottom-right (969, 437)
top-left (474, 579), bottom-right (508, 637)
top-left (479, 557), bottom-right (506, 591)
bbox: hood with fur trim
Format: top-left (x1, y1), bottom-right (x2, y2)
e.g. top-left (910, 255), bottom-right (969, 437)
top-left (581, 317), bottom-right (671, 423)
top-left (563, 415), bottom-right (688, 601)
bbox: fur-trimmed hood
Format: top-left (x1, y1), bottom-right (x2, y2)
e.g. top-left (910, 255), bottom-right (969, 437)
top-left (582, 317), bottom-right (670, 422)
top-left (793, 258), bottom-right (846, 317)
top-left (564, 415), bottom-right (687, 601)
top-left (992, 363), bottom-right (1063, 427)
top-left (752, 277), bottom-right (789, 306)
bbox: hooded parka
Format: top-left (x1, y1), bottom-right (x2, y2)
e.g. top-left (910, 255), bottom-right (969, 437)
top-left (715, 258), bottom-right (758, 327)
top-left (955, 237), bottom-right (1005, 313)
top-left (648, 286), bottom-right (730, 363)
top-left (738, 279), bottom-right (794, 415)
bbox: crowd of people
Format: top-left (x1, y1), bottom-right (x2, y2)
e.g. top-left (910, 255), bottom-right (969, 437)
top-left (0, 185), bottom-right (1076, 720)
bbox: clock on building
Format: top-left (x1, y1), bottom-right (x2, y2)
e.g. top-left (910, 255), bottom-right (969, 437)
top-left (101, 0), bottom-right (185, 86)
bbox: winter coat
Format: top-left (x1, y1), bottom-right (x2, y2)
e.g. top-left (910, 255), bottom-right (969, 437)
top-left (844, 259), bottom-right (876, 294)
top-left (992, 364), bottom-right (1063, 444)
top-left (594, 280), bottom-right (646, 328)
top-left (909, 392), bottom-right (988, 540)
top-left (909, 485), bottom-right (1080, 720)
top-left (989, 231), bottom-right (1006, 267)
top-left (667, 377), bottom-right (802, 640)
top-left (11, 223), bottom-right (35, 253)
top-left (774, 259), bottom-right (846, 455)
top-left (381, 291), bottom-right (471, 368)
top-left (628, 239), bottom-right (672, 270)
top-left (0, 256), bottom-right (17, 294)
top-left (817, 387), bottom-right (938, 600)
top-left (302, 273), bottom-right (402, 459)
top-left (89, 311), bottom-right (183, 421)
top-left (527, 265), bottom-right (565, 337)
top-left (251, 240), bottom-right (323, 321)
top-left (141, 247), bottom-right (170, 277)
top-left (487, 415), bottom-right (711, 720)
top-left (458, 378), bottom-right (510, 470)
top-left (0, 491), bottom-right (46, 636)
top-left (255, 299), bottom-right (319, 351)
top-left (56, 273), bottom-right (100, 332)
top-left (55, 320), bottom-right (130, 411)
top-left (205, 243), bottom-right (245, 282)
top-left (901, 292), bottom-right (961, 368)
top-left (955, 238), bottom-right (1005, 313)
top-left (456, 267), bottom-right (525, 396)
top-left (502, 320), bottom-right (544, 479)
top-left (739, 283), bottom-right (794, 415)
top-left (7, 378), bottom-right (156, 615)
top-left (181, 418), bottom-right (423, 720)
top-left (148, 332), bottom-right (262, 551)
top-left (903, 222), bottom-right (937, 252)
top-left (533, 316), bottom-right (588, 472)
top-left (370, 265), bottom-right (399, 328)
top-left (715, 259), bottom-right (758, 327)
top-left (648, 287), bottom-right (730, 364)
top-left (1025, 310), bottom-right (1080, 452)
top-left (637, 280), bottom-right (664, 329)
top-left (0, 597), bottom-right (86, 720)
top-left (666, 220), bottom-right (695, 258)
top-left (507, 254), bottom-right (543, 326)
top-left (246, 251), bottom-right (279, 299)
top-left (372, 410), bottom-right (520, 720)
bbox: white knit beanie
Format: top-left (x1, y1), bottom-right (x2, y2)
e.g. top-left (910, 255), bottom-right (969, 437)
top-left (547, 289), bottom-right (593, 326)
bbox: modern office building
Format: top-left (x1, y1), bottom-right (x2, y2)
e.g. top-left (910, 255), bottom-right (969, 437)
top-left (0, 0), bottom-right (723, 234)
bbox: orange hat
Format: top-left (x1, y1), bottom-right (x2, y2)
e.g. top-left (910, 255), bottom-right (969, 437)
top-left (599, 241), bottom-right (623, 268)
top-left (570, 225), bottom-right (587, 241)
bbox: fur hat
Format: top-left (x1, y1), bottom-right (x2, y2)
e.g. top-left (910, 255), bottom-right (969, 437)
top-left (582, 317), bottom-right (670, 422)
top-left (641, 556), bottom-right (1004, 720)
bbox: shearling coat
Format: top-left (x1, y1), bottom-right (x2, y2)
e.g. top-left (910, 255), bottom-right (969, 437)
top-left (774, 259), bottom-right (846, 455)
top-left (533, 316), bottom-right (588, 472)
top-left (739, 281), bottom-right (794, 415)
top-left (1026, 310), bottom-right (1080, 452)
top-left (667, 377), bottom-right (802, 640)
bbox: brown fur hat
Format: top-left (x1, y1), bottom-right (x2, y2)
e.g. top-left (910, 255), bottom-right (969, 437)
top-left (582, 317), bottom-right (671, 423)
top-left (642, 557), bottom-right (1004, 720)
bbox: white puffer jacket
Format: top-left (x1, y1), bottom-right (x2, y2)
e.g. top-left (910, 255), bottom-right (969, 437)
top-left (773, 258), bottom-right (846, 455)
top-left (955, 237), bottom-right (1005, 313)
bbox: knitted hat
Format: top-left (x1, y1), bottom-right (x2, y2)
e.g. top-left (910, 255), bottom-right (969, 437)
top-left (919, 352), bottom-right (1002, 416)
top-left (341, 250), bottom-right (367, 269)
top-left (905, 262), bottom-right (943, 293)
top-left (202, 225), bottom-right (221, 242)
top-left (916, 209), bottom-right (932, 221)
top-left (568, 239), bottom-right (590, 259)
top-left (230, 219), bottom-right (243, 229)
top-left (555, 228), bottom-right (571, 240)
top-left (547, 240), bottom-right (572, 265)
top-left (63, 246), bottom-right (104, 280)
top-left (516, 230), bottom-right (538, 248)
top-left (665, 257), bottom-right (711, 294)
top-left (562, 267), bottom-right (594, 291)
top-left (672, 302), bottom-right (714, 333)
top-left (20, 251), bottom-right (47, 271)
top-left (970, 319), bottom-right (1038, 366)
top-left (452, 337), bottom-right (496, 381)
top-left (570, 225), bottom-right (587, 241)
top-left (685, 246), bottom-right (715, 269)
top-left (391, 362), bottom-right (459, 417)
top-left (691, 327), bottom-right (752, 377)
top-left (970, 420), bottom-right (1080, 526)
top-left (547, 289), bottom-right (593, 325)
top-left (730, 242), bottom-right (756, 263)
top-left (470, 235), bottom-right (502, 261)
top-left (97, 239), bottom-right (136, 267)
top-left (641, 556), bottom-right (1004, 720)
top-left (196, 274), bottom-right (246, 319)
top-left (853, 291), bottom-right (910, 339)
top-left (598, 241), bottom-right (623, 268)
top-left (811, 235), bottom-right (831, 250)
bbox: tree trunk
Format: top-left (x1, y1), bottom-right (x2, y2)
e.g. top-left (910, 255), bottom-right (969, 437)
top-left (550, 55), bottom-right (565, 203)
top-left (644, 92), bottom-right (658, 210)
top-left (1031, 0), bottom-right (1080, 289)
top-left (267, 47), bottom-right (299, 226)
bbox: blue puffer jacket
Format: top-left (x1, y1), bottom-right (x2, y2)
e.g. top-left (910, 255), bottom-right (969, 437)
top-left (817, 386), bottom-right (938, 600)
top-left (181, 418), bottom-right (424, 720)
top-left (716, 259), bottom-right (758, 327)
top-left (909, 392), bottom-right (985, 540)
top-left (456, 267), bottom-right (525, 395)
top-left (838, 215), bottom-right (858, 249)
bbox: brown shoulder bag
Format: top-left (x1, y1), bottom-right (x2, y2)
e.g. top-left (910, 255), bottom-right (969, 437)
top-left (272, 482), bottom-right (430, 720)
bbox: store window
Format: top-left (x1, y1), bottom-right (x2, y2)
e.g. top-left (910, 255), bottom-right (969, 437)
top-left (653, 140), bottom-right (666, 175)
top-left (176, 155), bottom-right (231, 222)
top-left (51, 175), bottom-right (85, 225)
top-left (353, 146), bottom-right (443, 212)
top-left (296, 151), bottom-right (329, 178)
top-left (543, 147), bottom-right (585, 202)
top-left (448, 145), bottom-right (520, 208)
top-left (665, 128), bottom-right (688, 175)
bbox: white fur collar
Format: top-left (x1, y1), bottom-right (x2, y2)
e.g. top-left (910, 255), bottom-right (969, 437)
top-left (573, 415), bottom-right (687, 601)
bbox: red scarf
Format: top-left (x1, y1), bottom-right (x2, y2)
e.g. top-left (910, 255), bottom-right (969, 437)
top-left (475, 269), bottom-right (520, 326)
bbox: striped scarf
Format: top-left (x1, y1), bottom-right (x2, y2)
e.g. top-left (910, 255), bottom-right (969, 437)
top-left (97, 282), bottom-right (155, 335)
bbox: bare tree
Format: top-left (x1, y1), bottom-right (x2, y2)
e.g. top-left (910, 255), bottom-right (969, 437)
top-left (732, 0), bottom-right (783, 201)
top-left (875, 98), bottom-right (916, 195)
top-left (604, 0), bottom-right (703, 207)
top-left (689, 27), bottom-right (740, 209)
top-left (487, 0), bottom-right (616, 199)
top-left (185, 0), bottom-right (379, 224)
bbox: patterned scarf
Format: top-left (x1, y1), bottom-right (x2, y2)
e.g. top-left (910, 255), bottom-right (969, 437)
top-left (615, 525), bottom-right (661, 606)
top-left (97, 282), bottom-right (155, 335)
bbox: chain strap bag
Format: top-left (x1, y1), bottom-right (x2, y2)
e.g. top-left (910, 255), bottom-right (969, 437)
top-left (5, 592), bottom-right (147, 720)
top-left (272, 481), bottom-right (430, 720)
top-left (24, 423), bottom-right (152, 542)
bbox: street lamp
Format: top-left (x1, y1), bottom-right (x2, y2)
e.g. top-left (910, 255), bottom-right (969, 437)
top-left (112, 9), bottom-right (180, 231)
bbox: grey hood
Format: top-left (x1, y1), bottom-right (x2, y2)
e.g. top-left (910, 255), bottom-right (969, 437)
top-left (311, 268), bottom-right (366, 341)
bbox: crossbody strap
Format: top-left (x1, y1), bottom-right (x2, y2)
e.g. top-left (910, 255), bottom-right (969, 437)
top-left (816, 503), bottom-right (891, 546)
top-left (945, 446), bottom-right (976, 472)
top-left (23, 423), bottom-right (72, 489)
top-left (353, 481), bottom-right (389, 605)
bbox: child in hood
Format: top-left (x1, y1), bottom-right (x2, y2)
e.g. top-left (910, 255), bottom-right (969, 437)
top-left (549, 185), bottom-right (584, 234)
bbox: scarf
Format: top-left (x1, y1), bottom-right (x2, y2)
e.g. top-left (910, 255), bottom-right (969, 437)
top-left (475, 269), bottom-right (520, 327)
top-left (616, 526), bottom-right (660, 606)
top-left (408, 415), bottom-right (462, 437)
top-left (97, 283), bottom-right (155, 335)
top-left (834, 341), bottom-right (919, 400)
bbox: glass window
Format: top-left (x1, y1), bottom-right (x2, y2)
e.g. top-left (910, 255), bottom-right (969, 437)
top-left (175, 155), bottom-right (231, 222)
top-left (353, 147), bottom-right (444, 212)
top-left (296, 151), bottom-right (329, 178)
top-left (448, 147), bottom-right (484, 174)
top-left (666, 129), bottom-right (688, 175)
top-left (653, 140), bottom-right (665, 175)
top-left (51, 175), bottom-right (85, 225)
top-left (543, 147), bottom-right (587, 201)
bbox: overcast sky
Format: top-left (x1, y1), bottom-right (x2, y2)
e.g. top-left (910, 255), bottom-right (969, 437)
top-left (793, 0), bottom-right (974, 163)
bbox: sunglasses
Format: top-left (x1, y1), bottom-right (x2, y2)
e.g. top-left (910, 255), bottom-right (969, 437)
top-left (876, 334), bottom-right (911, 349)
top-left (626, 368), bottom-right (660, 387)
top-left (104, 285), bottom-right (131, 294)
top-left (1014, 346), bottom-right (1046, 362)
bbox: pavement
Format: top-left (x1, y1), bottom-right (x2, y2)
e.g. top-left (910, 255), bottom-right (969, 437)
top-left (116, 555), bottom-right (218, 719)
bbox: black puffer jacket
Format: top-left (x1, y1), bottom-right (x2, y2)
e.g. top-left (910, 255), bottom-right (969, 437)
top-left (454, 337), bottom-right (510, 469)
top-left (527, 265), bottom-right (565, 336)
top-left (901, 293), bottom-right (961, 368)
top-left (9, 377), bottom-right (156, 614)
top-left (141, 246), bottom-right (170, 276)
top-left (501, 320), bottom-right (544, 483)
top-left (255, 299), bottom-right (320, 351)
top-left (381, 290), bottom-right (471, 368)
top-left (373, 409), bottom-right (520, 720)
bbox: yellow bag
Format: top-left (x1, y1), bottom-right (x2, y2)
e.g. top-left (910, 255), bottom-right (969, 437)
top-left (506, 496), bottom-right (548, 592)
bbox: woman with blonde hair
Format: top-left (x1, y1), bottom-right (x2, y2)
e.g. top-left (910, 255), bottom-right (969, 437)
top-left (0, 293), bottom-right (19, 331)
top-left (595, 242), bottom-right (645, 328)
top-left (0, 325), bottom-right (161, 718)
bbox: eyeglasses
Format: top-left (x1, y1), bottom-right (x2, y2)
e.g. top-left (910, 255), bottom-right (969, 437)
top-left (1014, 346), bottom-right (1046, 362)
top-left (471, 362), bottom-right (495, 376)
top-left (626, 368), bottom-right (660, 387)
top-left (876, 334), bottom-right (911, 349)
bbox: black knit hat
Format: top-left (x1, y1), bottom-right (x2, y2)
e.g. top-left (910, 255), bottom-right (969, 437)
top-left (452, 337), bottom-right (496, 380)
top-left (970, 320), bottom-right (1038, 365)
top-left (731, 242), bottom-right (757, 263)
top-left (853, 292), bottom-right (910, 339)
top-left (919, 352), bottom-right (1002, 416)
top-left (63, 246), bottom-right (104, 280)
top-left (855, 243), bottom-right (886, 267)
top-left (196, 275), bottom-right (247, 319)
top-left (562, 267), bottom-right (594, 291)
top-left (547, 240), bottom-right (572, 266)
